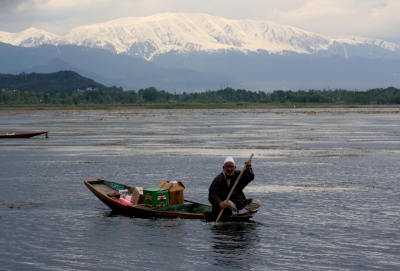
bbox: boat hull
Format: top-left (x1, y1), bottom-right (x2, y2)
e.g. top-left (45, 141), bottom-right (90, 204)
top-left (0, 131), bottom-right (49, 138)
top-left (84, 178), bottom-right (253, 221)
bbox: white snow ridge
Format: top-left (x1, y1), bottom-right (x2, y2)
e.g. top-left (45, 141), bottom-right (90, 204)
top-left (0, 13), bottom-right (399, 60)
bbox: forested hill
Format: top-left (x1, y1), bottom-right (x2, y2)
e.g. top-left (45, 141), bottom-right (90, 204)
top-left (0, 71), bottom-right (122, 92)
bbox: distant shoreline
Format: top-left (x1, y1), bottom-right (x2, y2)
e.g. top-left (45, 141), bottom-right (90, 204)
top-left (1, 104), bottom-right (399, 117)
top-left (1, 103), bottom-right (400, 111)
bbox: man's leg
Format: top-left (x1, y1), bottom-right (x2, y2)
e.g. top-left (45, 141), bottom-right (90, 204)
top-left (227, 199), bottom-right (261, 215)
top-left (244, 199), bottom-right (261, 213)
top-left (226, 200), bottom-right (238, 213)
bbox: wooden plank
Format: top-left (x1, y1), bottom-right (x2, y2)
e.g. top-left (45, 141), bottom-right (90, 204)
top-left (94, 184), bottom-right (116, 195)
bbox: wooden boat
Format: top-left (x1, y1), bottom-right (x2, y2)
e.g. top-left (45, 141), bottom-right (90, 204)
top-left (84, 178), bottom-right (254, 222)
top-left (0, 131), bottom-right (49, 138)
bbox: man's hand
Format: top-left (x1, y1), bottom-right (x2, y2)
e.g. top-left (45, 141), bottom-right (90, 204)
top-left (219, 201), bottom-right (227, 209)
top-left (246, 160), bottom-right (252, 169)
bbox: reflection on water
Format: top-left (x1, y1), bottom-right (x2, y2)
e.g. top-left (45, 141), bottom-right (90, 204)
top-left (92, 210), bottom-right (120, 218)
top-left (210, 222), bottom-right (260, 270)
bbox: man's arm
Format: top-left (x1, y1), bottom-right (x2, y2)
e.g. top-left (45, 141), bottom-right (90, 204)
top-left (208, 175), bottom-right (226, 208)
top-left (236, 167), bottom-right (254, 191)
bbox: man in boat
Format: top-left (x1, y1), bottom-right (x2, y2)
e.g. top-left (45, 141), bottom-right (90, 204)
top-left (208, 156), bottom-right (261, 220)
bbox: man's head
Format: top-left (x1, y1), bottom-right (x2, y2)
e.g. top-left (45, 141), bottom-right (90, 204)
top-left (223, 156), bottom-right (236, 175)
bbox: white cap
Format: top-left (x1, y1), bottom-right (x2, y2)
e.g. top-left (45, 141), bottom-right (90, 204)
top-left (224, 156), bottom-right (235, 165)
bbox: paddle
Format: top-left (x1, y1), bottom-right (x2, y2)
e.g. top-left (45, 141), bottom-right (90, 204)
top-left (215, 153), bottom-right (254, 223)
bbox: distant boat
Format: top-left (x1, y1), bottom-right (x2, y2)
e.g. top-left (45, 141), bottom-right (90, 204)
top-left (0, 131), bottom-right (49, 139)
top-left (84, 178), bottom-right (254, 222)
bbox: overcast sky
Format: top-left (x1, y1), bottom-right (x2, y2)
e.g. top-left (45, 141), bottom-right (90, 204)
top-left (1, 0), bottom-right (399, 44)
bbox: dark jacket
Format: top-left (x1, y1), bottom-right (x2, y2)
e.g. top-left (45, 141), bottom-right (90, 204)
top-left (208, 168), bottom-right (254, 217)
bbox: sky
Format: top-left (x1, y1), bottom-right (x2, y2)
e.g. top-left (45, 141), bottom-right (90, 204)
top-left (1, 0), bottom-right (400, 44)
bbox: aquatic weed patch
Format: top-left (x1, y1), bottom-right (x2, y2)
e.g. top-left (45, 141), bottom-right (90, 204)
top-left (0, 202), bottom-right (44, 209)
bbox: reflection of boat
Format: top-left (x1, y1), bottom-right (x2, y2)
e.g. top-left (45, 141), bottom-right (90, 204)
top-left (84, 178), bottom-right (253, 222)
top-left (0, 131), bottom-right (49, 138)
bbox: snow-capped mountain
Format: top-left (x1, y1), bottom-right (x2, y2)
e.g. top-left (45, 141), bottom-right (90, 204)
top-left (1, 13), bottom-right (400, 92)
top-left (1, 13), bottom-right (399, 60)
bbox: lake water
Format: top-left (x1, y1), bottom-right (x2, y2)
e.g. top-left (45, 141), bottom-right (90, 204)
top-left (0, 108), bottom-right (399, 271)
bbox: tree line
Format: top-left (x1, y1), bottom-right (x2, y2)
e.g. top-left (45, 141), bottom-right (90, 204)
top-left (1, 71), bottom-right (399, 105)
top-left (2, 86), bottom-right (400, 105)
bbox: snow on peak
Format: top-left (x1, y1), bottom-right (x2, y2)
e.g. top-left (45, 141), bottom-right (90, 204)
top-left (52, 12), bottom-right (336, 59)
top-left (0, 13), bottom-right (399, 60)
top-left (0, 27), bottom-right (59, 47)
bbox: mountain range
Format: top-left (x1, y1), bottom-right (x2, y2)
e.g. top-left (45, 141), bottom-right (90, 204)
top-left (1, 13), bottom-right (400, 92)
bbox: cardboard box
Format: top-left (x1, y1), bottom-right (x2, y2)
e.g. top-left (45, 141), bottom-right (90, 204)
top-left (157, 181), bottom-right (185, 205)
top-left (131, 186), bottom-right (143, 205)
top-left (143, 188), bottom-right (169, 206)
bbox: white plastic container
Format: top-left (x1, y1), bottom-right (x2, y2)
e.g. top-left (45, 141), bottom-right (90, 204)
top-left (118, 189), bottom-right (128, 196)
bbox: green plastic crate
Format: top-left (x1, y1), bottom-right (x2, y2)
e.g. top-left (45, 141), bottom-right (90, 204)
top-left (143, 188), bottom-right (169, 206)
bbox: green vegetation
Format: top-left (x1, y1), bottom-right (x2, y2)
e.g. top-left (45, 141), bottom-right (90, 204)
top-left (0, 71), bottom-right (122, 93)
top-left (1, 71), bottom-right (400, 107)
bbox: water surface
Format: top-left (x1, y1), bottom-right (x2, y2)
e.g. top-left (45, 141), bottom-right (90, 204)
top-left (0, 108), bottom-right (399, 270)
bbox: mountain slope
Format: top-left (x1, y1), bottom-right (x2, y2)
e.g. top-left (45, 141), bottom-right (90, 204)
top-left (1, 41), bottom-right (399, 92)
top-left (1, 13), bottom-right (399, 60)
top-left (0, 42), bottom-right (236, 91)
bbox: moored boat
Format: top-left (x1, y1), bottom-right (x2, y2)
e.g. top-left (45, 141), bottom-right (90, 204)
top-left (0, 131), bottom-right (49, 138)
top-left (84, 178), bottom-right (254, 222)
